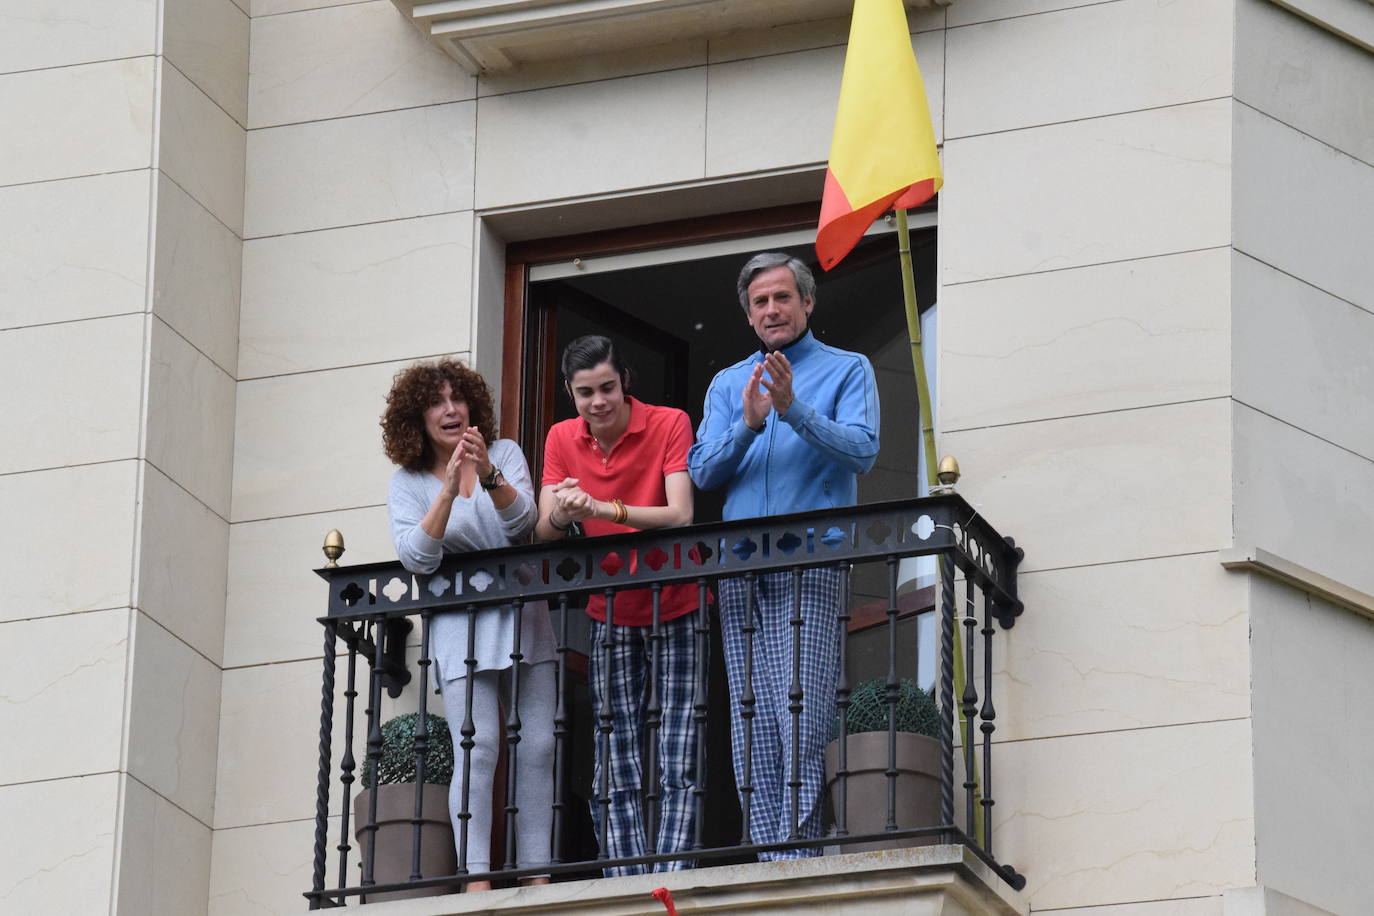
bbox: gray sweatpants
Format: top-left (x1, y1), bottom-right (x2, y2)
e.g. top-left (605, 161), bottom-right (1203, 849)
top-left (437, 661), bottom-right (556, 873)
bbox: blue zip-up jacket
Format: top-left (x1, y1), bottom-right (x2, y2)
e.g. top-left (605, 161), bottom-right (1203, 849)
top-left (688, 330), bottom-right (879, 520)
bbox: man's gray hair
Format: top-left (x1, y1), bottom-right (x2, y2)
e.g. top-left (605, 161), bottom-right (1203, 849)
top-left (736, 252), bottom-right (817, 311)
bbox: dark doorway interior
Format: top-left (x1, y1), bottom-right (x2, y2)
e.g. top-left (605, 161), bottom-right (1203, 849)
top-left (528, 228), bottom-right (937, 520)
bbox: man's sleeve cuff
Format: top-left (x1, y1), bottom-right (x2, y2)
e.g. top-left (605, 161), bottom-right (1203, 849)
top-left (779, 398), bottom-right (815, 428)
top-left (731, 418), bottom-right (763, 444)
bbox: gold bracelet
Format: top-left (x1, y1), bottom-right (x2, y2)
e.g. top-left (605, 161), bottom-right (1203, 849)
top-left (611, 498), bottom-right (627, 525)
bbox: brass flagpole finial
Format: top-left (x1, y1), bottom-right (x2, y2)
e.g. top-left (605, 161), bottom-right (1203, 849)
top-left (322, 529), bottom-right (345, 568)
top-left (931, 455), bottom-right (961, 495)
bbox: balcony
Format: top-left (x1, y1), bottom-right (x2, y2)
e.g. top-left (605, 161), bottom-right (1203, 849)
top-left (307, 494), bottom-right (1027, 912)
top-left (391, 0), bottom-right (953, 74)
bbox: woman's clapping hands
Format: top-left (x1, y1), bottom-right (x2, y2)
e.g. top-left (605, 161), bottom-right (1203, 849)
top-left (438, 427), bottom-right (494, 498)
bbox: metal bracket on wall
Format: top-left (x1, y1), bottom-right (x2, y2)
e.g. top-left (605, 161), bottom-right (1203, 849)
top-left (378, 617), bottom-right (413, 697)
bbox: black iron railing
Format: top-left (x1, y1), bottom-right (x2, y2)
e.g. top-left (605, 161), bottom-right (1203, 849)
top-left (306, 495), bottom-right (1026, 907)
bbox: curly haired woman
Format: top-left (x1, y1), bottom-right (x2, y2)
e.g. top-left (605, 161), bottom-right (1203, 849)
top-left (382, 358), bottom-right (554, 891)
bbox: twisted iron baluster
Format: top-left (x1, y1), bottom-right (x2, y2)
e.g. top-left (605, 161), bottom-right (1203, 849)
top-left (690, 579), bottom-right (710, 851)
top-left (884, 556), bottom-right (900, 832)
top-left (938, 554), bottom-right (956, 835)
top-left (456, 605), bottom-right (478, 876)
top-left (980, 589), bottom-right (998, 855)
top-left (786, 567), bottom-right (804, 841)
top-left (310, 620), bottom-right (337, 909)
top-left (833, 564), bottom-right (853, 839)
top-left (335, 627), bottom-right (360, 896)
top-left (551, 593), bottom-right (570, 864)
top-left (739, 572), bottom-right (758, 845)
top-left (962, 578), bottom-right (979, 838)
top-left (595, 590), bottom-right (615, 862)
top-left (503, 601), bottom-right (526, 871)
top-left (410, 611), bottom-right (433, 883)
top-left (361, 618), bottom-right (386, 892)
top-left (645, 583), bottom-right (664, 850)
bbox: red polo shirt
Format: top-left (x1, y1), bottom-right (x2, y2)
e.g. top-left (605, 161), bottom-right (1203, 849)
top-left (542, 397), bottom-right (699, 625)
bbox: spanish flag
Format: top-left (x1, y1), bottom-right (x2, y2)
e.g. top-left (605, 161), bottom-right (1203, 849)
top-left (816, 0), bottom-right (943, 271)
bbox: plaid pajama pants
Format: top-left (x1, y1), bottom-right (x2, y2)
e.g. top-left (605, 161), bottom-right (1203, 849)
top-left (587, 609), bottom-right (702, 876)
top-left (718, 568), bottom-right (841, 860)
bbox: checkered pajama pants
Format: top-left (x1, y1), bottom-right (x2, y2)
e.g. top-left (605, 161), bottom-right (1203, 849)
top-left (587, 609), bottom-right (702, 876)
top-left (718, 568), bottom-right (841, 860)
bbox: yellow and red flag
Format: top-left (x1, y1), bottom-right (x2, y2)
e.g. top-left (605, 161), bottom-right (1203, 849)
top-left (816, 0), bottom-right (942, 271)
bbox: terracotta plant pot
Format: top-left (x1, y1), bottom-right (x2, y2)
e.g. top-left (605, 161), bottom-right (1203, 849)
top-left (825, 731), bottom-right (941, 853)
top-left (352, 783), bottom-right (457, 901)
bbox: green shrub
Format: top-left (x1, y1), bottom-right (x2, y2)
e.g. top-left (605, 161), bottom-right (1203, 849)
top-left (360, 712), bottom-right (454, 787)
top-left (841, 678), bottom-right (940, 738)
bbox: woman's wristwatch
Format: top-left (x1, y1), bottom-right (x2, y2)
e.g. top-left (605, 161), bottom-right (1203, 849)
top-left (479, 466), bottom-right (505, 491)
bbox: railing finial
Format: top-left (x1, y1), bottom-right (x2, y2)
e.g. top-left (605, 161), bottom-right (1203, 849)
top-left (323, 529), bottom-right (346, 568)
top-left (931, 455), bottom-right (961, 495)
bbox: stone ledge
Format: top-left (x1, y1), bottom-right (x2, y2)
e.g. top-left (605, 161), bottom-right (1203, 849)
top-left (1220, 545), bottom-right (1374, 621)
top-left (1224, 885), bottom-right (1340, 916)
top-left (1269, 0), bottom-right (1374, 54)
top-left (391, 0), bottom-right (951, 74)
top-left (328, 844), bottom-right (1028, 915)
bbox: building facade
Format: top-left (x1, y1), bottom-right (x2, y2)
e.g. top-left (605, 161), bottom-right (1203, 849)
top-left (1, 0), bottom-right (1372, 913)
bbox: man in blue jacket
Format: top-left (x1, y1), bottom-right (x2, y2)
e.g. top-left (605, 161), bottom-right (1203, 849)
top-left (689, 251), bottom-right (879, 859)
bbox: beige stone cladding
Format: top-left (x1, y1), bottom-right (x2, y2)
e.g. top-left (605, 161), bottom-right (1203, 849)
top-left (1249, 577), bottom-right (1374, 916)
top-left (216, 3), bottom-right (482, 912)
top-left (941, 1), bottom-right (1251, 911)
top-left (0, 9), bottom-right (150, 913)
top-left (1232, 2), bottom-right (1374, 913)
top-left (1232, 0), bottom-right (1374, 598)
top-left (0, 0), bottom-right (245, 912)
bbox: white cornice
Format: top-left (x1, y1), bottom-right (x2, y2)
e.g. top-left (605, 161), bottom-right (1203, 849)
top-left (392, 0), bottom-right (952, 74)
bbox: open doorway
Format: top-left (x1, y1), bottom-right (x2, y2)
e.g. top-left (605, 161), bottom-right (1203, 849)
top-left (511, 216), bottom-right (938, 864)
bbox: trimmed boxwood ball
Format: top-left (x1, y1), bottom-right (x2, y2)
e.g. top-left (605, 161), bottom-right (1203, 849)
top-left (842, 678), bottom-right (940, 738)
top-left (361, 712), bottom-right (454, 788)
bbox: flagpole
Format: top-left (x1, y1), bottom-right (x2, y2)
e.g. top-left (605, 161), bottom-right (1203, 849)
top-left (896, 208), bottom-right (937, 489)
top-left (897, 205), bottom-right (985, 844)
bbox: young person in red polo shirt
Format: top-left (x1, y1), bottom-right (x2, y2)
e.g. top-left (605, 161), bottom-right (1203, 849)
top-left (535, 335), bottom-right (701, 876)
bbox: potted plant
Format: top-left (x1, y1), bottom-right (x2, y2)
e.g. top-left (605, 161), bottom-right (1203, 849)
top-left (825, 678), bottom-right (942, 853)
top-left (353, 712), bottom-right (457, 901)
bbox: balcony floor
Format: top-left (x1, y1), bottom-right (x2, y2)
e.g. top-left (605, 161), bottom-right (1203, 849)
top-left (326, 844), bottom-right (1028, 915)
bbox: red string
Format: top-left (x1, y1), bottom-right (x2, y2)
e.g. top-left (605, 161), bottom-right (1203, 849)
top-left (651, 887), bottom-right (680, 916)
